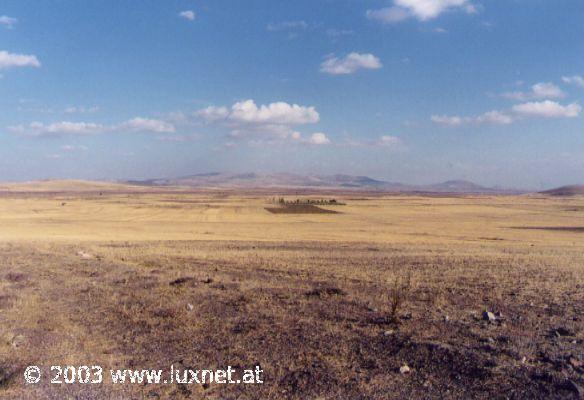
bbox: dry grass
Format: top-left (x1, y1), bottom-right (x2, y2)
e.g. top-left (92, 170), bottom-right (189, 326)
top-left (0, 185), bottom-right (582, 398)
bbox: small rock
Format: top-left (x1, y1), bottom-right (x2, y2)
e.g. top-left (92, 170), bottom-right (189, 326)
top-left (186, 303), bottom-right (194, 311)
top-left (11, 334), bottom-right (25, 348)
top-left (444, 315), bottom-right (450, 322)
top-left (77, 251), bottom-right (92, 259)
top-left (399, 365), bottom-right (411, 374)
top-left (383, 330), bottom-right (395, 336)
top-left (521, 356), bottom-right (527, 364)
top-left (483, 310), bottom-right (497, 322)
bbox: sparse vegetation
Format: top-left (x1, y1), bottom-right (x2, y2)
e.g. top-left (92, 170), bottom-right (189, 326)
top-left (0, 185), bottom-right (582, 398)
top-left (387, 271), bottom-right (412, 324)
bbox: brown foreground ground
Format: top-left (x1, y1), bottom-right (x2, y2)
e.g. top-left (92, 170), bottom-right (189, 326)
top-left (0, 183), bottom-right (582, 399)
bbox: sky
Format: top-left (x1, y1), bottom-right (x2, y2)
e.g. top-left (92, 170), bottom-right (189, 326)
top-left (1, 0), bottom-right (584, 189)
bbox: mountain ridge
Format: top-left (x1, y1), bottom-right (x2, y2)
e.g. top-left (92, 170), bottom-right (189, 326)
top-left (125, 172), bottom-right (523, 194)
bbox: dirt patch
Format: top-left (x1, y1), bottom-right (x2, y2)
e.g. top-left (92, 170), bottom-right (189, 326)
top-left (265, 205), bottom-right (340, 214)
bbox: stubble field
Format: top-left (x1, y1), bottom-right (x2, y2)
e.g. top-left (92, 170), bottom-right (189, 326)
top-left (0, 183), bottom-right (582, 399)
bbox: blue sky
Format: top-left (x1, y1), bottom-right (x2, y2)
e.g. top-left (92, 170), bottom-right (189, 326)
top-left (1, 0), bottom-right (584, 188)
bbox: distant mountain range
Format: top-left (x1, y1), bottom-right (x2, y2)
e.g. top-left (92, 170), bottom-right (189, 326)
top-left (540, 185), bottom-right (584, 196)
top-left (125, 172), bottom-right (524, 194)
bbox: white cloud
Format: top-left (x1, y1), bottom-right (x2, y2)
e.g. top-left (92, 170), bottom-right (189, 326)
top-left (0, 50), bottom-right (41, 70)
top-left (366, 0), bottom-right (475, 23)
top-left (432, 97), bottom-right (580, 128)
top-left (397, 0), bottom-right (475, 20)
top-left (195, 100), bottom-right (320, 141)
top-left (290, 131), bottom-right (302, 140)
top-left (61, 144), bottom-right (88, 152)
top-left (121, 117), bottom-right (176, 133)
top-left (377, 135), bottom-right (402, 146)
top-left (229, 124), bottom-right (295, 139)
top-left (342, 135), bottom-right (403, 148)
top-left (179, 10), bottom-right (195, 21)
top-left (531, 82), bottom-right (565, 99)
top-left (562, 75), bottom-right (584, 88)
top-left (502, 82), bottom-right (565, 100)
top-left (229, 100), bottom-right (319, 125)
top-left (326, 29), bottom-right (354, 38)
top-left (9, 115), bottom-right (178, 138)
top-left (64, 106), bottom-right (99, 114)
top-left (267, 21), bottom-right (308, 32)
top-left (475, 111), bottom-right (514, 125)
top-left (0, 16), bottom-right (17, 29)
top-left (195, 106), bottom-right (230, 122)
top-left (512, 101), bottom-right (581, 118)
top-left (8, 121), bottom-right (106, 137)
top-left (156, 134), bottom-right (199, 142)
top-left (431, 114), bottom-right (465, 126)
top-left (366, 7), bottom-right (410, 23)
top-left (320, 52), bottom-right (382, 75)
top-left (432, 110), bottom-right (514, 126)
top-left (308, 132), bottom-right (331, 145)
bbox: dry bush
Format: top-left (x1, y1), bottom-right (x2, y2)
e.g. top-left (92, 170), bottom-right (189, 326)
top-left (387, 270), bottom-right (412, 324)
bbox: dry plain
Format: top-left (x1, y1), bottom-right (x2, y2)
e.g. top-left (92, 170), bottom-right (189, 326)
top-left (0, 182), bottom-right (582, 399)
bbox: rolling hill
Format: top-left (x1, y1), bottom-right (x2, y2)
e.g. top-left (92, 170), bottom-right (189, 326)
top-left (126, 172), bottom-right (517, 193)
top-left (540, 185), bottom-right (584, 196)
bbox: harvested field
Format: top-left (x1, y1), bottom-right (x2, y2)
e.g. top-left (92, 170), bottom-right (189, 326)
top-left (0, 187), bottom-right (582, 399)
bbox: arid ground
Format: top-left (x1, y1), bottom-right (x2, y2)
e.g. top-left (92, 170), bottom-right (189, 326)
top-left (0, 182), bottom-right (582, 399)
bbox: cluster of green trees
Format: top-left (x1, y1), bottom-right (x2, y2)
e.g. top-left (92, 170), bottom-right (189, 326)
top-left (268, 198), bottom-right (342, 205)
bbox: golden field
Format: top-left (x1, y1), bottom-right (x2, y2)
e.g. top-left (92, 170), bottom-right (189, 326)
top-left (0, 182), bottom-right (582, 399)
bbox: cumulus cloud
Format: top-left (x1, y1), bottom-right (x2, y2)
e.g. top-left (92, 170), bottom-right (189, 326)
top-left (229, 100), bottom-right (319, 125)
top-left (367, 0), bottom-right (476, 23)
top-left (8, 121), bottom-right (106, 137)
top-left (195, 106), bottom-right (230, 122)
top-left (320, 52), bottom-right (382, 75)
top-left (179, 10), bottom-right (195, 21)
top-left (0, 50), bottom-right (41, 70)
top-left (195, 100), bottom-right (320, 142)
top-left (0, 16), bottom-right (17, 29)
top-left (512, 101), bottom-right (581, 118)
top-left (308, 132), bottom-right (331, 145)
top-left (475, 111), bottom-right (514, 125)
top-left (121, 117), bottom-right (176, 133)
top-left (502, 82), bottom-right (565, 101)
top-left (562, 75), bottom-right (584, 88)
